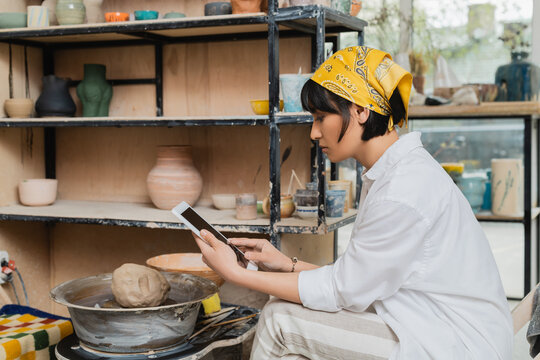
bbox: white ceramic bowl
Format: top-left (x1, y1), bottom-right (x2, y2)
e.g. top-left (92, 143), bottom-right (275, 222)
top-left (296, 205), bottom-right (318, 219)
top-left (18, 179), bottom-right (58, 206)
top-left (211, 193), bottom-right (236, 210)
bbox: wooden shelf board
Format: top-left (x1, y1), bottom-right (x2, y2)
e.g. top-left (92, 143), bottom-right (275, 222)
top-left (409, 102), bottom-right (540, 119)
top-left (474, 207), bottom-right (540, 222)
top-left (0, 14), bottom-right (269, 42)
top-left (0, 115), bottom-right (270, 127)
top-left (0, 200), bottom-right (357, 234)
top-left (0, 9), bottom-right (365, 44)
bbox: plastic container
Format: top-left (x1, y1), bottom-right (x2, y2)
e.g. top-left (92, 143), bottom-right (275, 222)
top-left (236, 193), bottom-right (257, 220)
top-left (326, 189), bottom-right (346, 217)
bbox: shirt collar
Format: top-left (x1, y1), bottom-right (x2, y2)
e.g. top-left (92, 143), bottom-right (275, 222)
top-left (362, 131), bottom-right (423, 182)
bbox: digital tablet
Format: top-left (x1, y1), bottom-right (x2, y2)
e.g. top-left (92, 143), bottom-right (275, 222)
top-left (172, 202), bottom-right (258, 271)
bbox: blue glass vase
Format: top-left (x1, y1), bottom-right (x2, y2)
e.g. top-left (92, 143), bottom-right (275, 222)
top-left (495, 51), bottom-right (540, 101)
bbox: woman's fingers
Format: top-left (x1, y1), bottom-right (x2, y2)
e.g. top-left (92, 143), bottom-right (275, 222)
top-left (230, 238), bottom-right (266, 250)
top-left (200, 230), bottom-right (223, 249)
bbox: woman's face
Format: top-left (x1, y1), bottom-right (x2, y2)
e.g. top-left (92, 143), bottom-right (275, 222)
top-left (310, 105), bottom-right (367, 163)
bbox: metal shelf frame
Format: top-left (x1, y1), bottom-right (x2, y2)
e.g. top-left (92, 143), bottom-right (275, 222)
top-left (408, 112), bottom-right (540, 298)
top-left (0, 5), bottom-right (366, 248)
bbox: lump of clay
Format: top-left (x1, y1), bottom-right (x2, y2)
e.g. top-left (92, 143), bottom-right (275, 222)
top-left (111, 263), bottom-right (170, 308)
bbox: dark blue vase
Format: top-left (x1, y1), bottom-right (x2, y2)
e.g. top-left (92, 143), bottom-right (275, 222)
top-left (495, 51), bottom-right (540, 101)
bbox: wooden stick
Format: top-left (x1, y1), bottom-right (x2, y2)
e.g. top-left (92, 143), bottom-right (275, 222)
top-left (287, 171), bottom-right (295, 195)
top-left (291, 169), bottom-right (304, 189)
top-left (210, 313), bottom-right (258, 327)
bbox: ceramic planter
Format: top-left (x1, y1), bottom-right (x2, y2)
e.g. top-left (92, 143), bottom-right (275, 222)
top-left (459, 176), bottom-right (485, 214)
top-left (4, 98), bottom-right (33, 118)
top-left (495, 52), bottom-right (540, 101)
top-left (280, 74), bottom-right (312, 112)
top-left (27, 6), bottom-right (50, 27)
top-left (56, 0), bottom-right (86, 25)
top-left (18, 179), bottom-right (58, 206)
top-left (35, 75), bottom-right (76, 117)
top-left (262, 194), bottom-right (295, 218)
top-left (231, 0), bottom-right (262, 14)
top-left (491, 159), bottom-right (523, 216)
top-left (146, 145), bottom-right (203, 210)
top-left (76, 64), bottom-right (112, 117)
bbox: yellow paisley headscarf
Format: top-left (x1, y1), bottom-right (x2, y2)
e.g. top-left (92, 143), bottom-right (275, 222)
top-left (311, 46), bottom-right (412, 131)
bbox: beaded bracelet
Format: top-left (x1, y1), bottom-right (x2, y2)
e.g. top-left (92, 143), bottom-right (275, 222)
top-left (291, 256), bottom-right (298, 272)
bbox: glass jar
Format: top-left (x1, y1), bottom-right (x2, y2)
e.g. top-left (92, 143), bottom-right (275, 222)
top-left (236, 193), bottom-right (257, 220)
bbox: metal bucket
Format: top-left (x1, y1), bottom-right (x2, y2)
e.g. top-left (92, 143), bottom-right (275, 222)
top-left (50, 272), bottom-right (217, 353)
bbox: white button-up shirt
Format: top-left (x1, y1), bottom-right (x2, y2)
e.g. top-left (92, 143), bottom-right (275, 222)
top-left (299, 132), bottom-right (513, 359)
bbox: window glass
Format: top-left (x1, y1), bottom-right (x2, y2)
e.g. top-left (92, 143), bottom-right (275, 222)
top-left (412, 0), bottom-right (533, 92)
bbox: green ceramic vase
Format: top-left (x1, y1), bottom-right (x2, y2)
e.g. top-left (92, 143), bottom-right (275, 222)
top-left (56, 0), bottom-right (85, 25)
top-left (76, 64), bottom-right (112, 117)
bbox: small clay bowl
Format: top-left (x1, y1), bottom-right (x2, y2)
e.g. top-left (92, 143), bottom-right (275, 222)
top-left (163, 12), bottom-right (186, 19)
top-left (212, 193), bottom-right (236, 210)
top-left (0, 13), bottom-right (27, 29)
top-left (4, 98), bottom-right (34, 118)
top-left (204, 2), bottom-right (232, 16)
top-left (146, 253), bottom-right (225, 287)
top-left (250, 100), bottom-right (284, 115)
top-left (105, 12), bottom-right (129, 22)
top-left (18, 179), bottom-right (58, 206)
top-left (134, 10), bottom-right (159, 20)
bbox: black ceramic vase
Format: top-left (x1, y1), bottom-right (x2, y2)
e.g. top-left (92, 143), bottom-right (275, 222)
top-left (35, 75), bottom-right (77, 117)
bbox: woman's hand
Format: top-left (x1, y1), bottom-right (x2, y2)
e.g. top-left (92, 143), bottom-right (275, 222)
top-left (193, 230), bottom-right (244, 282)
top-left (229, 238), bottom-right (292, 272)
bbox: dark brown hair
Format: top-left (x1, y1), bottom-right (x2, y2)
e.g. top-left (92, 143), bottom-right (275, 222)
top-left (300, 79), bottom-right (406, 141)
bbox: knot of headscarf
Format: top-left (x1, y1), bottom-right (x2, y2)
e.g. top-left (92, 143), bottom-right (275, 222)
top-left (311, 46), bottom-right (412, 130)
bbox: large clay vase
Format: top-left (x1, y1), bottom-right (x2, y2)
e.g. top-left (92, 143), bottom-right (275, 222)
top-left (76, 64), bottom-right (112, 117)
top-left (42, 0), bottom-right (58, 25)
top-left (231, 0), bottom-right (262, 14)
top-left (495, 51), bottom-right (540, 101)
top-left (83, 0), bottom-right (104, 23)
top-left (56, 0), bottom-right (86, 25)
top-left (35, 75), bottom-right (76, 117)
top-left (147, 146), bottom-right (203, 210)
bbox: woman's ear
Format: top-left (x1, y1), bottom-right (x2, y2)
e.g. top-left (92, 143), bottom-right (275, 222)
top-left (351, 104), bottom-right (370, 125)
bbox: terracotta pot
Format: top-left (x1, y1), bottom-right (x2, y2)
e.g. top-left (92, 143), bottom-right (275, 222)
top-left (350, 0), bottom-right (361, 16)
top-left (146, 253), bottom-right (225, 287)
top-left (146, 145), bottom-right (203, 210)
top-left (18, 179), bottom-right (58, 206)
top-left (262, 194), bottom-right (295, 218)
top-left (231, 0), bottom-right (262, 14)
top-left (4, 98), bottom-right (33, 118)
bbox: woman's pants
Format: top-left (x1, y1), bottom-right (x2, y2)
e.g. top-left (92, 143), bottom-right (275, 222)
top-left (250, 297), bottom-right (398, 359)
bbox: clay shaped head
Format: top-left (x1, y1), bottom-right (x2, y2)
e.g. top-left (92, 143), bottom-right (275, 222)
top-left (111, 263), bottom-right (171, 308)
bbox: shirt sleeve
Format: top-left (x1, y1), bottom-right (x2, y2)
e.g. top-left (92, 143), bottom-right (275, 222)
top-left (298, 199), bottom-right (431, 312)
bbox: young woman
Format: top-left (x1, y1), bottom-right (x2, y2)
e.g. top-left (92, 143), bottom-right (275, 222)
top-left (194, 46), bottom-right (512, 359)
